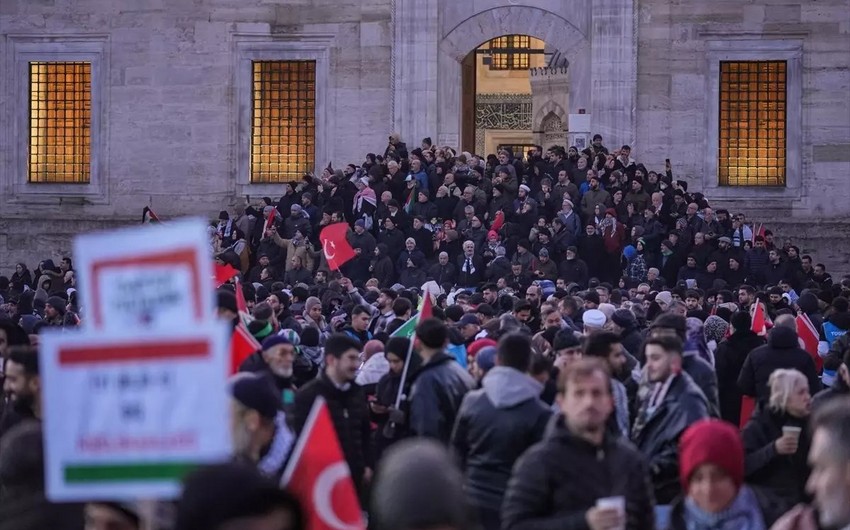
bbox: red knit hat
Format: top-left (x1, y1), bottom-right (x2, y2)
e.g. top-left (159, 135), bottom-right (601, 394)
top-left (467, 338), bottom-right (497, 359)
top-left (679, 419), bottom-right (744, 490)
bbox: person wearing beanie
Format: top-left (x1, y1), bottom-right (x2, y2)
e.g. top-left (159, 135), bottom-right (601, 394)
top-left (451, 333), bottom-right (551, 529)
top-left (503, 358), bottom-right (654, 530)
top-left (713, 311), bottom-right (766, 425)
top-left (741, 369), bottom-right (813, 511)
top-left (239, 332), bottom-right (297, 408)
top-left (609, 308), bottom-right (643, 362)
top-left (177, 462), bottom-right (304, 530)
top-left (631, 335), bottom-right (710, 504)
top-left (44, 295), bottom-right (77, 328)
top-left (669, 419), bottom-right (782, 530)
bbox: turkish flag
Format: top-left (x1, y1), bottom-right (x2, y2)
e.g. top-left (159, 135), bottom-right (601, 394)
top-left (230, 323), bottom-right (260, 374)
top-left (281, 398), bottom-right (365, 530)
top-left (751, 299), bottom-right (767, 337)
top-left (214, 263), bottom-right (239, 287)
top-left (265, 207), bottom-right (277, 232)
top-left (320, 223), bottom-right (357, 271)
top-left (234, 277), bottom-right (249, 316)
top-left (796, 313), bottom-right (823, 373)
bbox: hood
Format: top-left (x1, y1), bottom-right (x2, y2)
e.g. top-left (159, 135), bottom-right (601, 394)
top-left (798, 292), bottom-right (820, 315)
top-left (482, 366), bottom-right (543, 408)
top-left (767, 325), bottom-right (799, 349)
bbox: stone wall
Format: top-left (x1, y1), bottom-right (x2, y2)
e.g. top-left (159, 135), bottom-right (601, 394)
top-left (0, 0), bottom-right (392, 271)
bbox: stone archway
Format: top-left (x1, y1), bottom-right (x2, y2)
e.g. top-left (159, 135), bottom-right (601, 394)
top-left (435, 5), bottom-right (592, 151)
top-left (392, 0), bottom-right (636, 152)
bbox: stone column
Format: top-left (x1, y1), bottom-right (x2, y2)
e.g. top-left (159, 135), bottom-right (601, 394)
top-left (392, 0), bottom-right (439, 146)
top-left (590, 0), bottom-right (637, 148)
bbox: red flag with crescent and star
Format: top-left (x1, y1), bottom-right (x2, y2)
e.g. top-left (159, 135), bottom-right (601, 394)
top-left (320, 223), bottom-right (357, 271)
top-left (281, 397), bottom-right (365, 530)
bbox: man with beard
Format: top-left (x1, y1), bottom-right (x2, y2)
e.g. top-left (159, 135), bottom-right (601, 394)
top-left (631, 335), bottom-right (709, 505)
top-left (229, 372), bottom-right (295, 481)
top-left (0, 346), bottom-right (40, 440)
top-left (239, 334), bottom-right (298, 410)
top-left (502, 358), bottom-right (653, 529)
top-left (294, 334), bottom-right (372, 496)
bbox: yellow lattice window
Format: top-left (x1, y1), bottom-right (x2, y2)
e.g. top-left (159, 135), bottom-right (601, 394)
top-left (489, 35), bottom-right (531, 70)
top-left (29, 62), bottom-right (92, 183)
top-left (251, 61), bottom-right (316, 183)
top-left (718, 60), bottom-right (787, 187)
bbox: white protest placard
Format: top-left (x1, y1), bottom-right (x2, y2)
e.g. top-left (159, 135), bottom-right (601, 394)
top-left (40, 322), bottom-right (232, 501)
top-left (73, 217), bottom-right (214, 331)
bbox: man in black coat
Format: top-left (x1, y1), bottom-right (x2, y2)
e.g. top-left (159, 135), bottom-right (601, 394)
top-left (408, 318), bottom-right (474, 444)
top-left (631, 335), bottom-right (710, 505)
top-left (501, 358), bottom-right (655, 530)
top-left (738, 315), bottom-right (821, 405)
top-left (294, 334), bottom-right (372, 496)
top-left (714, 311), bottom-right (765, 425)
top-left (451, 334), bottom-right (551, 530)
top-left (456, 240), bottom-right (484, 289)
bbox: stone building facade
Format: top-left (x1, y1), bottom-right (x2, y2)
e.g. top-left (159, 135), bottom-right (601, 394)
top-left (1, 0), bottom-right (849, 272)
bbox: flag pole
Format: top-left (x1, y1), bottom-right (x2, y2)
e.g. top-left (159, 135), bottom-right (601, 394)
top-left (393, 288), bottom-right (429, 409)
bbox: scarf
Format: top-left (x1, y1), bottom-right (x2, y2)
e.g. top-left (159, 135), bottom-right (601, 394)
top-left (353, 186), bottom-right (377, 213)
top-left (257, 411), bottom-right (295, 478)
top-left (684, 486), bottom-right (765, 530)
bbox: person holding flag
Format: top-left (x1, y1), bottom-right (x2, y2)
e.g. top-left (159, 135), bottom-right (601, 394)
top-left (293, 333), bottom-right (373, 498)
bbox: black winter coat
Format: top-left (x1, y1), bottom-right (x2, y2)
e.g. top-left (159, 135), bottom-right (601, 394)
top-left (409, 352), bottom-right (474, 444)
top-left (682, 354), bottom-right (720, 418)
top-left (293, 373), bottom-right (372, 492)
top-left (742, 407), bottom-right (811, 511)
top-left (632, 373), bottom-right (710, 505)
top-left (501, 415), bottom-right (655, 530)
top-left (737, 326), bottom-right (821, 405)
top-left (714, 330), bottom-right (766, 426)
top-left (450, 367), bottom-right (552, 512)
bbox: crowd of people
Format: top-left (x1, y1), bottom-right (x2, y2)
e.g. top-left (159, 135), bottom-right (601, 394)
top-left (0, 133), bottom-right (850, 530)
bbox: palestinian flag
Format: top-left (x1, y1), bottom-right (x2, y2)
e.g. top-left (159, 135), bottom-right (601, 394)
top-left (390, 288), bottom-right (433, 339)
top-left (404, 189), bottom-right (415, 214)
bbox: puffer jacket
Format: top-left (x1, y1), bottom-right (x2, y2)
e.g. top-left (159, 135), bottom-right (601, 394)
top-left (631, 373), bottom-right (710, 505)
top-left (737, 326), bottom-right (821, 404)
top-left (451, 367), bottom-right (552, 512)
top-left (409, 352), bottom-right (475, 444)
top-left (742, 407), bottom-right (811, 512)
top-left (501, 414), bottom-right (655, 530)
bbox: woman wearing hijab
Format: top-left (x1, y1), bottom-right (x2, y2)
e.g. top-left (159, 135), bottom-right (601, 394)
top-left (352, 176), bottom-right (377, 230)
top-left (668, 420), bottom-right (784, 530)
top-left (9, 263), bottom-right (32, 294)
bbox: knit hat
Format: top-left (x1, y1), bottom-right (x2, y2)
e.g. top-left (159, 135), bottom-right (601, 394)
top-left (475, 346), bottom-right (497, 372)
top-left (539, 248), bottom-right (549, 258)
top-left (598, 303), bottom-right (616, 322)
top-left (623, 245), bottom-right (637, 260)
top-left (553, 330), bottom-right (581, 351)
top-left (45, 296), bottom-right (67, 316)
top-left (248, 320), bottom-right (274, 340)
top-left (703, 315), bottom-right (729, 344)
top-left (261, 333), bottom-right (292, 352)
top-left (605, 208), bottom-right (616, 217)
top-left (679, 419), bottom-right (744, 490)
top-left (582, 309), bottom-right (606, 328)
top-left (611, 309), bottom-right (637, 329)
top-left (650, 312), bottom-right (687, 337)
top-left (467, 338), bottom-right (497, 358)
top-left (354, 219), bottom-right (366, 228)
top-left (229, 373), bottom-right (280, 419)
top-left (488, 230), bottom-right (499, 241)
top-left (300, 327), bottom-right (320, 348)
top-left (655, 290), bottom-right (673, 307)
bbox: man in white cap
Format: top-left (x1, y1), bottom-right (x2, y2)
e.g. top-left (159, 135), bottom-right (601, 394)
top-left (582, 308), bottom-right (607, 335)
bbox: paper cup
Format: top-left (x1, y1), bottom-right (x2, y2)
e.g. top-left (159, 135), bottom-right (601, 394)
top-left (596, 496), bottom-right (626, 530)
top-left (783, 426), bottom-right (802, 441)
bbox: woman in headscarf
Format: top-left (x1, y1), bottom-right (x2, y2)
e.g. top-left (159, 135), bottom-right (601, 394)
top-left (10, 263), bottom-right (32, 294)
top-left (685, 316), bottom-right (714, 366)
top-left (302, 296), bottom-right (329, 343)
top-left (668, 420), bottom-right (784, 530)
top-left (703, 315), bottom-right (729, 361)
top-left (741, 369), bottom-right (812, 512)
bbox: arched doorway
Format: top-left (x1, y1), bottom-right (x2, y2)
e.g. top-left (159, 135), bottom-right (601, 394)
top-left (460, 35), bottom-right (549, 155)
